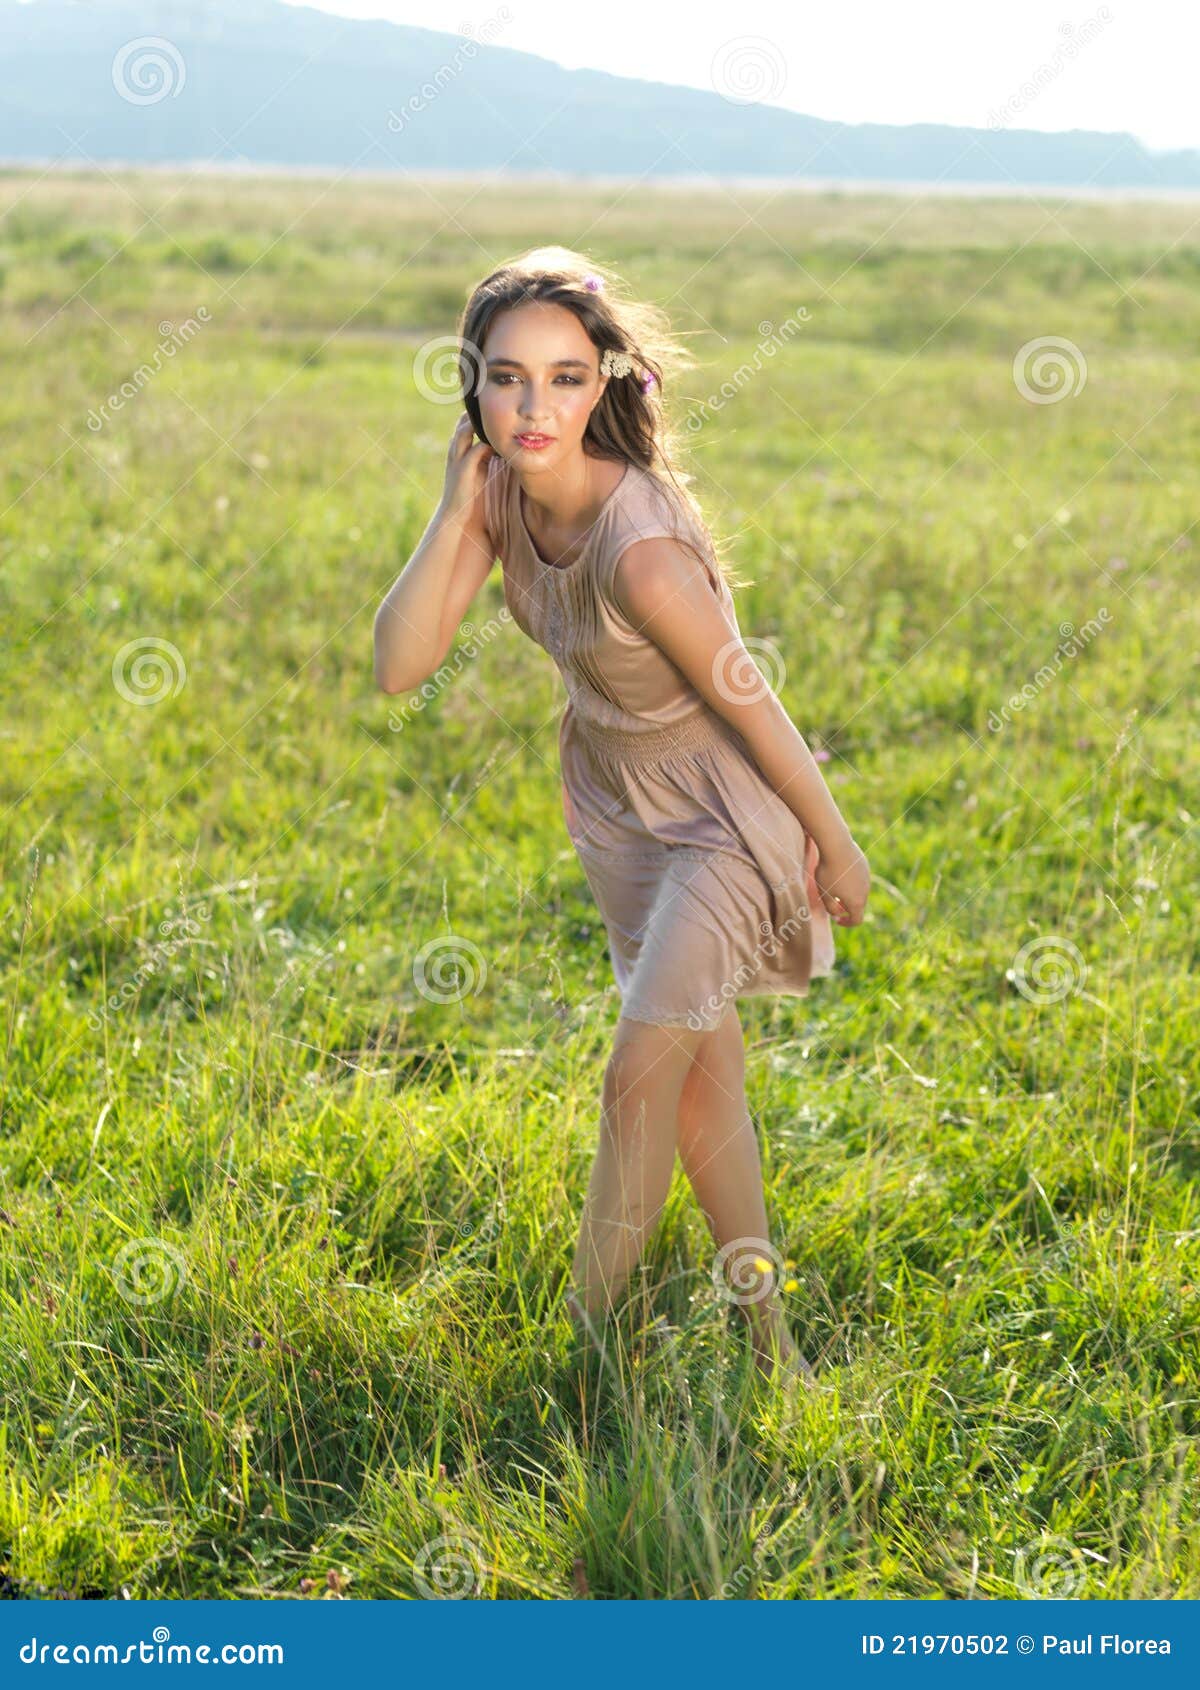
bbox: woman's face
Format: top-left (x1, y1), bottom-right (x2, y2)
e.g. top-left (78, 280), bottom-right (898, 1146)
top-left (476, 301), bottom-right (608, 472)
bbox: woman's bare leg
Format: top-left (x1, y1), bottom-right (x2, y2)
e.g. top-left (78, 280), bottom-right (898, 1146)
top-left (674, 1007), bottom-right (813, 1382)
top-left (568, 1015), bottom-right (706, 1324)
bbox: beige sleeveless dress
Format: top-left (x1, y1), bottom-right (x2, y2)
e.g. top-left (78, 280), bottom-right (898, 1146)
top-left (483, 451), bottom-right (835, 1031)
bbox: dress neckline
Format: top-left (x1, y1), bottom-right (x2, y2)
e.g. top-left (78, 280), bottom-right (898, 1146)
top-left (514, 460), bottom-right (633, 573)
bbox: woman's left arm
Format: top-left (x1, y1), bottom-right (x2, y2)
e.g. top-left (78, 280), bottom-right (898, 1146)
top-left (613, 538), bottom-right (852, 857)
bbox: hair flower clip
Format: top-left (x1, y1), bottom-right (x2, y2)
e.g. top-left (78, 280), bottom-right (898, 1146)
top-left (600, 347), bottom-right (635, 378)
top-left (582, 274), bottom-right (604, 292)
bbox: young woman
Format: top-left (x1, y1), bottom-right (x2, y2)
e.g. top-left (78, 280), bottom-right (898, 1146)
top-left (374, 246), bottom-right (870, 1389)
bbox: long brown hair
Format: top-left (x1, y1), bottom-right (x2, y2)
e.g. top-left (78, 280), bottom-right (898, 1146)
top-left (456, 244), bottom-right (745, 592)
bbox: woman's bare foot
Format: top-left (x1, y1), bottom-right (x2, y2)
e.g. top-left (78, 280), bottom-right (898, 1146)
top-left (747, 1310), bottom-right (816, 1390)
top-left (564, 1289), bottom-right (608, 1356)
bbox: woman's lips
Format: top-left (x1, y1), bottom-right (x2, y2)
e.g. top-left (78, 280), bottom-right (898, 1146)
top-left (515, 433), bottom-right (554, 449)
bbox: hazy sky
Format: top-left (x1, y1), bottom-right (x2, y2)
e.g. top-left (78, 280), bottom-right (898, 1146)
top-left (281, 0), bottom-right (1197, 153)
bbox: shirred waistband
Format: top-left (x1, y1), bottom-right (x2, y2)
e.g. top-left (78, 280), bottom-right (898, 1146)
top-left (570, 705), bottom-right (741, 761)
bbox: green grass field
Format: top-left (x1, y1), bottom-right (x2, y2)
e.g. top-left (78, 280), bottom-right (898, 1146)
top-left (1, 168), bottom-right (1198, 1599)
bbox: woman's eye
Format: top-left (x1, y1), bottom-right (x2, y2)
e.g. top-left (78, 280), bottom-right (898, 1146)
top-left (489, 374), bottom-right (582, 386)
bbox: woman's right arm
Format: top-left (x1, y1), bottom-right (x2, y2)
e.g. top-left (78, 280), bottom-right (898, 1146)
top-left (373, 416), bottom-right (497, 694)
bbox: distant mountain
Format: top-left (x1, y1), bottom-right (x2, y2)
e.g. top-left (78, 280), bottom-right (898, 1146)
top-left (3, 0), bottom-right (1198, 189)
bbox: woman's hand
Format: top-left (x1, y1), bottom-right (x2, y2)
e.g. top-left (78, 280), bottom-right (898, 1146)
top-left (441, 413), bottom-right (495, 519)
top-left (813, 829), bottom-right (870, 926)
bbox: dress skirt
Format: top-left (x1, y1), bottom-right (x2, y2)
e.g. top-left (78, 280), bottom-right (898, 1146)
top-left (559, 702), bottom-right (836, 1031)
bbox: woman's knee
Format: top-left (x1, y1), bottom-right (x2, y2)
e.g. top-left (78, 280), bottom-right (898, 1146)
top-left (603, 1017), bottom-right (702, 1131)
top-left (678, 1009), bottom-right (746, 1129)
